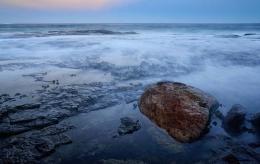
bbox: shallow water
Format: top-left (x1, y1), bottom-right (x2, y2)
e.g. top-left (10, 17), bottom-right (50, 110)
top-left (1, 24), bottom-right (260, 163)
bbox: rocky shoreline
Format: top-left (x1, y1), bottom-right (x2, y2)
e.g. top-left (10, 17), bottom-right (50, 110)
top-left (1, 81), bottom-right (260, 163)
top-left (0, 76), bottom-right (144, 163)
top-left (138, 82), bottom-right (260, 163)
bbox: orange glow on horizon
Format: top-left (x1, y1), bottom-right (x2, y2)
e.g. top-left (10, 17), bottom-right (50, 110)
top-left (0, 0), bottom-right (127, 9)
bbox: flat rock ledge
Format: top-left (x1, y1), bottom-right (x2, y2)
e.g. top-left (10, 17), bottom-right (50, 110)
top-left (139, 82), bottom-right (219, 142)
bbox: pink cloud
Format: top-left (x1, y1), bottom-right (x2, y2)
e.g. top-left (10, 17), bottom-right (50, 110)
top-left (0, 0), bottom-right (129, 9)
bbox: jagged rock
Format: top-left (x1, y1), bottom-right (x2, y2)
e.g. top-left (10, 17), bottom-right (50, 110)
top-left (223, 104), bottom-right (246, 134)
top-left (139, 82), bottom-right (219, 142)
top-left (118, 117), bottom-right (141, 135)
top-left (0, 124), bottom-right (72, 163)
top-left (0, 82), bottom-right (145, 163)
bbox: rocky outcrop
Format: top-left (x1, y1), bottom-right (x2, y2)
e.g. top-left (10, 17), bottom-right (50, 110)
top-left (118, 117), bottom-right (141, 136)
top-left (0, 82), bottom-right (144, 163)
top-left (0, 124), bottom-right (72, 164)
top-left (139, 82), bottom-right (219, 142)
top-left (223, 104), bottom-right (246, 134)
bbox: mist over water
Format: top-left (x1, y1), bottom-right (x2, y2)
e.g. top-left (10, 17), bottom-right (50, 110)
top-left (1, 24), bottom-right (260, 163)
top-left (1, 24), bottom-right (260, 111)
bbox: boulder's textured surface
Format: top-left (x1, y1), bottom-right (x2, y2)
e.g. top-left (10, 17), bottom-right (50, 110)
top-left (139, 82), bottom-right (219, 142)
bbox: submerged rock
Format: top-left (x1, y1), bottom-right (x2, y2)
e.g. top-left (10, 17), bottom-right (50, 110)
top-left (223, 104), bottom-right (246, 134)
top-left (118, 117), bottom-right (141, 135)
top-left (139, 82), bottom-right (219, 142)
top-left (205, 135), bottom-right (260, 163)
top-left (222, 154), bottom-right (240, 164)
top-left (244, 33), bottom-right (257, 36)
top-left (216, 34), bottom-right (241, 38)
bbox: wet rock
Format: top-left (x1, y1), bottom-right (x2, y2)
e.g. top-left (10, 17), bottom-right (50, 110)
top-left (139, 82), bottom-right (219, 142)
top-left (42, 85), bottom-right (50, 89)
top-left (206, 135), bottom-right (260, 163)
top-left (223, 104), bottom-right (246, 134)
top-left (0, 94), bottom-right (9, 97)
top-left (216, 34), bottom-right (241, 38)
top-left (0, 124), bottom-right (30, 136)
top-left (244, 33), bottom-right (256, 36)
top-left (14, 103), bottom-right (41, 110)
top-left (0, 94), bottom-right (13, 103)
top-left (22, 117), bottom-right (59, 129)
top-left (0, 82), bottom-right (144, 162)
top-left (0, 103), bottom-right (40, 120)
top-left (0, 124), bottom-right (72, 163)
top-left (118, 117), bottom-right (141, 135)
top-left (19, 94), bottom-right (28, 98)
top-left (35, 138), bottom-right (55, 156)
top-left (248, 142), bottom-right (260, 148)
top-left (222, 154), bottom-right (240, 164)
top-left (14, 93), bottom-right (21, 97)
top-left (0, 108), bottom-right (8, 119)
top-left (34, 134), bottom-right (71, 157)
top-left (250, 113), bottom-right (260, 130)
top-left (66, 88), bottom-right (78, 95)
top-left (52, 80), bottom-right (59, 85)
top-left (214, 109), bottom-right (225, 120)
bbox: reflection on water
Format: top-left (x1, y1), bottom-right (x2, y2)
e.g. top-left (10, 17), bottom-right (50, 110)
top-left (46, 103), bottom-right (189, 163)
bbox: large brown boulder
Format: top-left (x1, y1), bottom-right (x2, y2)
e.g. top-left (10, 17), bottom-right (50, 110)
top-left (139, 82), bottom-right (219, 142)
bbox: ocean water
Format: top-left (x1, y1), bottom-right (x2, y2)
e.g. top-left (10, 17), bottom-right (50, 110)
top-left (1, 24), bottom-right (260, 110)
top-left (1, 24), bottom-right (260, 163)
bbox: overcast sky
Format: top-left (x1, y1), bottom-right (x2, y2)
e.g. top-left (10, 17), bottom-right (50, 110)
top-left (0, 0), bottom-right (260, 23)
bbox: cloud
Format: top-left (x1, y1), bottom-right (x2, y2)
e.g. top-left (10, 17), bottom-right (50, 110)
top-left (0, 0), bottom-right (128, 10)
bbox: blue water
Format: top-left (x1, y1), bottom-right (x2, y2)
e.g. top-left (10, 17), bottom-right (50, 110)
top-left (1, 24), bottom-right (260, 111)
top-left (1, 24), bottom-right (260, 163)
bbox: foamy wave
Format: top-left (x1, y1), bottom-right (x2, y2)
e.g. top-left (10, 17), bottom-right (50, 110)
top-left (1, 30), bottom-right (138, 39)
